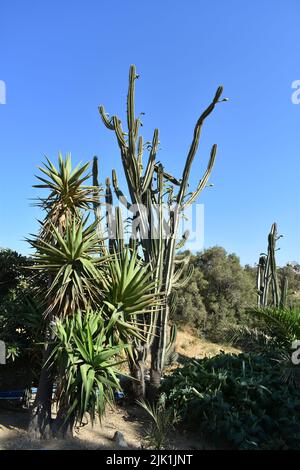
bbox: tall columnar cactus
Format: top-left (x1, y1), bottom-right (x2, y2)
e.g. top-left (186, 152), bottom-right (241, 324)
top-left (279, 275), bottom-right (289, 308)
top-left (257, 223), bottom-right (282, 307)
top-left (97, 65), bottom-right (226, 393)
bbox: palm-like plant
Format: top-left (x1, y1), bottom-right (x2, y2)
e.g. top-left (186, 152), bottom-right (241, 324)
top-left (102, 248), bottom-right (160, 344)
top-left (100, 248), bottom-right (161, 396)
top-left (228, 307), bottom-right (300, 351)
top-left (34, 153), bottom-right (99, 237)
top-left (227, 306), bottom-right (300, 383)
top-left (137, 397), bottom-right (177, 449)
top-left (27, 216), bottom-right (105, 317)
top-left (29, 153), bottom-right (159, 436)
top-left (50, 310), bottom-right (127, 432)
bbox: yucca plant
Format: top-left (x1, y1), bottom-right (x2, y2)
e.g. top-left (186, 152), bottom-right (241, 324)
top-left (101, 248), bottom-right (161, 397)
top-left (28, 153), bottom-right (160, 437)
top-left (27, 216), bottom-right (106, 317)
top-left (102, 248), bottom-right (159, 340)
top-left (29, 154), bottom-right (102, 438)
top-left (34, 153), bottom-right (99, 238)
top-left (49, 310), bottom-right (127, 436)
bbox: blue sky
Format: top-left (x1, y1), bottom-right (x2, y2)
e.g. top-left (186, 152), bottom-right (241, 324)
top-left (0, 0), bottom-right (299, 266)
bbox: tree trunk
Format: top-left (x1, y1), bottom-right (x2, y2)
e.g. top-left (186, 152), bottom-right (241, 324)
top-left (128, 350), bottom-right (146, 400)
top-left (51, 405), bottom-right (75, 438)
top-left (131, 361), bottom-right (146, 399)
top-left (28, 341), bottom-right (54, 439)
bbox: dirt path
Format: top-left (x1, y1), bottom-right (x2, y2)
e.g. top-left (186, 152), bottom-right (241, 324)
top-left (0, 331), bottom-right (237, 450)
top-left (0, 404), bottom-right (206, 450)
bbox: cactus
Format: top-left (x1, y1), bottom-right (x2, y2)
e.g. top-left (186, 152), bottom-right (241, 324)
top-left (98, 65), bottom-right (225, 394)
top-left (166, 324), bottom-right (177, 355)
top-left (280, 275), bottom-right (289, 308)
top-left (257, 223), bottom-right (284, 308)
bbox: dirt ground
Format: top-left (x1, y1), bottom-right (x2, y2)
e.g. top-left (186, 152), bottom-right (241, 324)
top-left (0, 330), bottom-right (238, 450)
top-left (176, 328), bottom-right (239, 359)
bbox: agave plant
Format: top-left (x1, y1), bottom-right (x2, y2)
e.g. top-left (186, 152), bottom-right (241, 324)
top-left (50, 310), bottom-right (127, 434)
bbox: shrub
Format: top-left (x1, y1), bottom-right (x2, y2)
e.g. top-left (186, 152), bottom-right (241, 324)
top-left (162, 352), bottom-right (300, 449)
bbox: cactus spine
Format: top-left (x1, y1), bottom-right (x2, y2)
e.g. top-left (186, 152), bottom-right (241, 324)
top-left (98, 65), bottom-right (225, 394)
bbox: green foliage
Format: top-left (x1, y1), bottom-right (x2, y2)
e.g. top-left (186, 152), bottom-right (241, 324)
top-left (27, 216), bottom-right (104, 317)
top-left (33, 153), bottom-right (98, 234)
top-left (0, 247), bottom-right (45, 368)
top-left (232, 306), bottom-right (300, 352)
top-left (172, 266), bottom-right (208, 329)
top-left (172, 247), bottom-right (256, 338)
top-left (50, 310), bottom-right (126, 426)
top-left (101, 248), bottom-right (159, 352)
top-left (162, 352), bottom-right (300, 449)
top-left (0, 249), bottom-right (32, 299)
top-left (137, 397), bottom-right (178, 449)
top-left (226, 306), bottom-right (300, 383)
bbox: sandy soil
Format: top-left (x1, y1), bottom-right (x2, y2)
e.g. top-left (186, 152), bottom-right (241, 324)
top-left (0, 330), bottom-right (238, 450)
top-left (176, 328), bottom-right (240, 359)
top-left (0, 404), bottom-right (208, 450)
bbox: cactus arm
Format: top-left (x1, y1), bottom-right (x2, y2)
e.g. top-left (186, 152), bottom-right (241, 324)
top-left (177, 86), bottom-right (224, 206)
top-left (137, 136), bottom-right (143, 172)
top-left (115, 206), bottom-right (124, 251)
top-left (280, 276), bottom-right (288, 308)
top-left (172, 256), bottom-right (190, 285)
top-left (112, 116), bottom-right (127, 151)
top-left (141, 129), bottom-right (159, 194)
top-left (105, 177), bottom-right (115, 253)
top-left (127, 65), bottom-right (136, 141)
top-left (98, 105), bottom-right (115, 130)
top-left (176, 230), bottom-right (189, 250)
top-left (111, 169), bottom-right (134, 211)
top-left (92, 156), bottom-right (107, 255)
top-left (173, 265), bottom-right (194, 289)
top-left (257, 255), bottom-right (266, 307)
top-left (183, 144), bottom-right (217, 208)
top-left (153, 165), bottom-right (181, 186)
top-left (166, 324), bottom-right (177, 354)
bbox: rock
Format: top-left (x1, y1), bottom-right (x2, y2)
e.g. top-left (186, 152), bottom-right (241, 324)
top-left (113, 431), bottom-right (128, 448)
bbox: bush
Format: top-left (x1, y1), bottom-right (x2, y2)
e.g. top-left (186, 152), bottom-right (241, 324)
top-left (162, 352), bottom-right (300, 449)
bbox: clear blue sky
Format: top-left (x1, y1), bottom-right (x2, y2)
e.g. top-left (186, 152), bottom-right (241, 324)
top-left (0, 0), bottom-right (299, 266)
